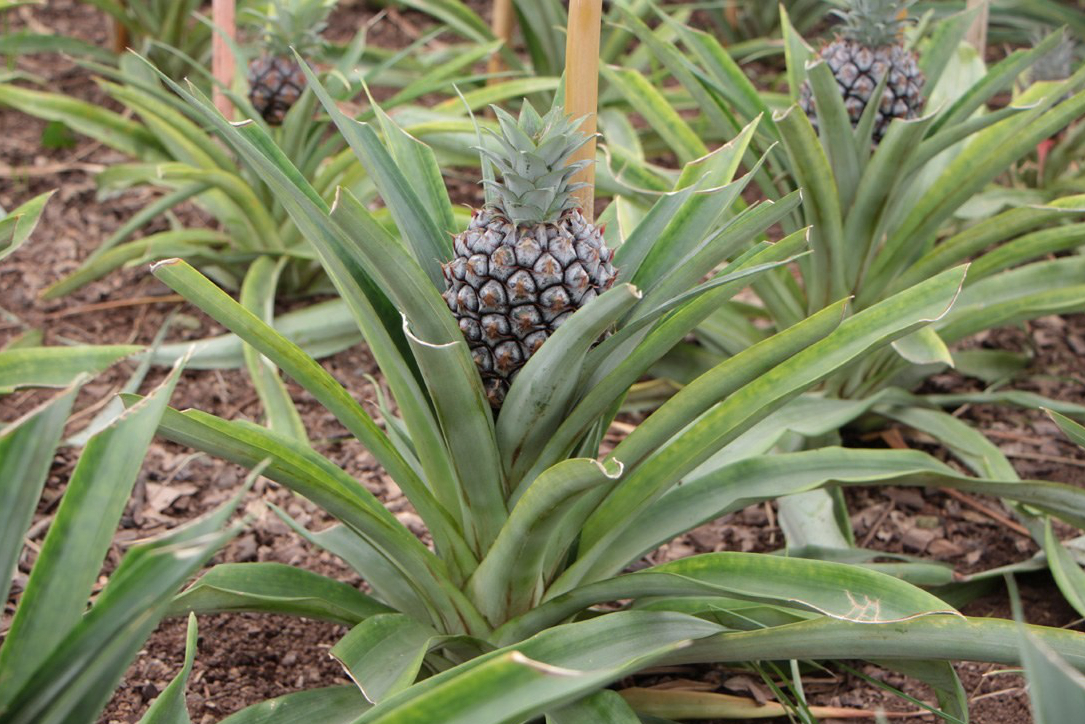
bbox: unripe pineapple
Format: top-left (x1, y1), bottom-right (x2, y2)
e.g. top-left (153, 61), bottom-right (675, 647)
top-left (443, 104), bottom-right (617, 409)
top-left (244, 0), bottom-right (334, 125)
top-left (799, 0), bottom-right (925, 143)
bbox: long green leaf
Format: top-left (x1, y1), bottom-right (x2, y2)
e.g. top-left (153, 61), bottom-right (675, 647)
top-left (356, 612), bottom-right (724, 724)
top-left (547, 690), bottom-right (641, 724)
top-left (0, 362), bottom-right (181, 701)
top-left (150, 259), bottom-right (470, 578)
top-left (40, 229), bottom-right (229, 300)
top-left (167, 562), bottom-right (394, 626)
top-left (469, 458), bottom-right (623, 625)
top-left (519, 233), bottom-right (812, 489)
top-left (137, 614), bottom-right (198, 724)
top-left (0, 384), bottom-right (79, 606)
top-left (1049, 409), bottom-right (1085, 448)
top-left (147, 299), bottom-right (361, 369)
top-left (299, 56), bottom-right (451, 284)
top-left (562, 267), bottom-right (966, 592)
top-left (501, 551), bottom-right (952, 646)
top-left (776, 104), bottom-right (846, 309)
top-left (1044, 519), bottom-right (1085, 620)
top-left (805, 60), bottom-right (861, 208)
top-left (0, 528), bottom-right (236, 724)
top-left (330, 614), bottom-right (478, 704)
top-left (371, 101), bottom-right (456, 239)
top-left (0, 345), bottom-right (141, 392)
top-left (668, 616), bottom-right (1085, 671)
top-left (1022, 628), bottom-right (1085, 723)
top-left (240, 256), bottom-right (307, 441)
top-left (498, 285), bottom-right (642, 482)
top-left (602, 64), bottom-right (708, 165)
top-left (0, 190), bottom-right (53, 262)
top-left (0, 83), bottom-right (165, 159)
top-left (404, 319), bottom-right (505, 556)
top-left (142, 402), bottom-right (478, 633)
top-left (217, 687), bottom-right (370, 724)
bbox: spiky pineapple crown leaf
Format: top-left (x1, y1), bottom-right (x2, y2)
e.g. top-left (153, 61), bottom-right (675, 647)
top-left (477, 102), bottom-right (594, 227)
top-left (834, 0), bottom-right (916, 48)
top-left (243, 0), bottom-right (335, 56)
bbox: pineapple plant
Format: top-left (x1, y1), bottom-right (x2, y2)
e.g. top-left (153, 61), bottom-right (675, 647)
top-left (799, 0), bottom-right (924, 143)
top-left (244, 0), bottom-right (335, 125)
top-left (115, 53), bottom-right (1085, 723)
top-left (443, 103), bottom-right (617, 408)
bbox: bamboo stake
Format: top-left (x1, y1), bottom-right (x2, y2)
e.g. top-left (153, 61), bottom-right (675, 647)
top-left (111, 1), bottom-right (129, 54)
top-left (212, 0), bottom-right (236, 119)
top-left (487, 0), bottom-right (516, 84)
top-left (725, 2), bottom-right (739, 30)
top-left (112, 21), bottom-right (130, 54)
top-left (965, 0), bottom-right (989, 55)
top-left (564, 0), bottom-right (603, 221)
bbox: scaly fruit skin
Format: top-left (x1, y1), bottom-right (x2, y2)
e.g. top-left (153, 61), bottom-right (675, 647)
top-left (799, 39), bottom-right (924, 142)
top-left (443, 207), bottom-right (616, 408)
top-left (247, 54), bottom-right (306, 126)
top-left (799, 0), bottom-right (925, 143)
top-left (243, 0), bottom-right (333, 125)
top-left (443, 102), bottom-right (617, 409)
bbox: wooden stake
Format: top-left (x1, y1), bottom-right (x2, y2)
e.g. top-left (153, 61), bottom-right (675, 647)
top-left (564, 0), bottom-right (602, 221)
top-left (110, 0), bottom-right (129, 54)
top-left (965, 0), bottom-right (989, 55)
top-left (725, 2), bottom-right (739, 30)
top-left (112, 20), bottom-right (130, 54)
top-left (487, 0), bottom-right (516, 84)
top-left (212, 0), bottom-right (237, 119)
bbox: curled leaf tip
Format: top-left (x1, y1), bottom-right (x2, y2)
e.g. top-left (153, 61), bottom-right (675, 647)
top-left (150, 258), bottom-right (182, 272)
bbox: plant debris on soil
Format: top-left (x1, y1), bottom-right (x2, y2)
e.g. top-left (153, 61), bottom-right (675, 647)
top-left (2, 2), bottom-right (1084, 723)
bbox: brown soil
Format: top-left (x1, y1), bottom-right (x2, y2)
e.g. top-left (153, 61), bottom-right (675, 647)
top-left (2, 3), bottom-right (1084, 724)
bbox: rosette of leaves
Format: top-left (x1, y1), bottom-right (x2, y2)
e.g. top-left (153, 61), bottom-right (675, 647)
top-left (110, 58), bottom-right (1085, 722)
top-left (610, 1), bottom-right (1085, 604)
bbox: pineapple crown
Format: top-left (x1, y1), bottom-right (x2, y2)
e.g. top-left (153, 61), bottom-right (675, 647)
top-left (476, 102), bottom-right (594, 227)
top-left (242, 0), bottom-right (335, 57)
top-left (834, 0), bottom-right (916, 48)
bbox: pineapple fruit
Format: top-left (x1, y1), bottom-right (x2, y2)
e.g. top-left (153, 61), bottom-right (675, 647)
top-left (244, 0), bottom-right (335, 125)
top-left (442, 104), bottom-right (617, 409)
top-left (799, 0), bottom-right (925, 143)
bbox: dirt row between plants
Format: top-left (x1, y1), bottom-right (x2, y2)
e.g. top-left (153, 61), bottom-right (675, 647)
top-left (1, 2), bottom-right (1083, 723)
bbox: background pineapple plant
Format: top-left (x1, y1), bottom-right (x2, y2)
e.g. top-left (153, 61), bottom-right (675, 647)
top-left (443, 104), bottom-right (617, 408)
top-left (799, 0), bottom-right (924, 142)
top-left (244, 0), bottom-right (335, 125)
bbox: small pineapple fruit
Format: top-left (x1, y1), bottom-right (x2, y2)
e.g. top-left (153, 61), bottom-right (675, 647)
top-left (799, 0), bottom-right (925, 143)
top-left (244, 0), bottom-right (335, 125)
top-left (443, 103), bottom-right (617, 409)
